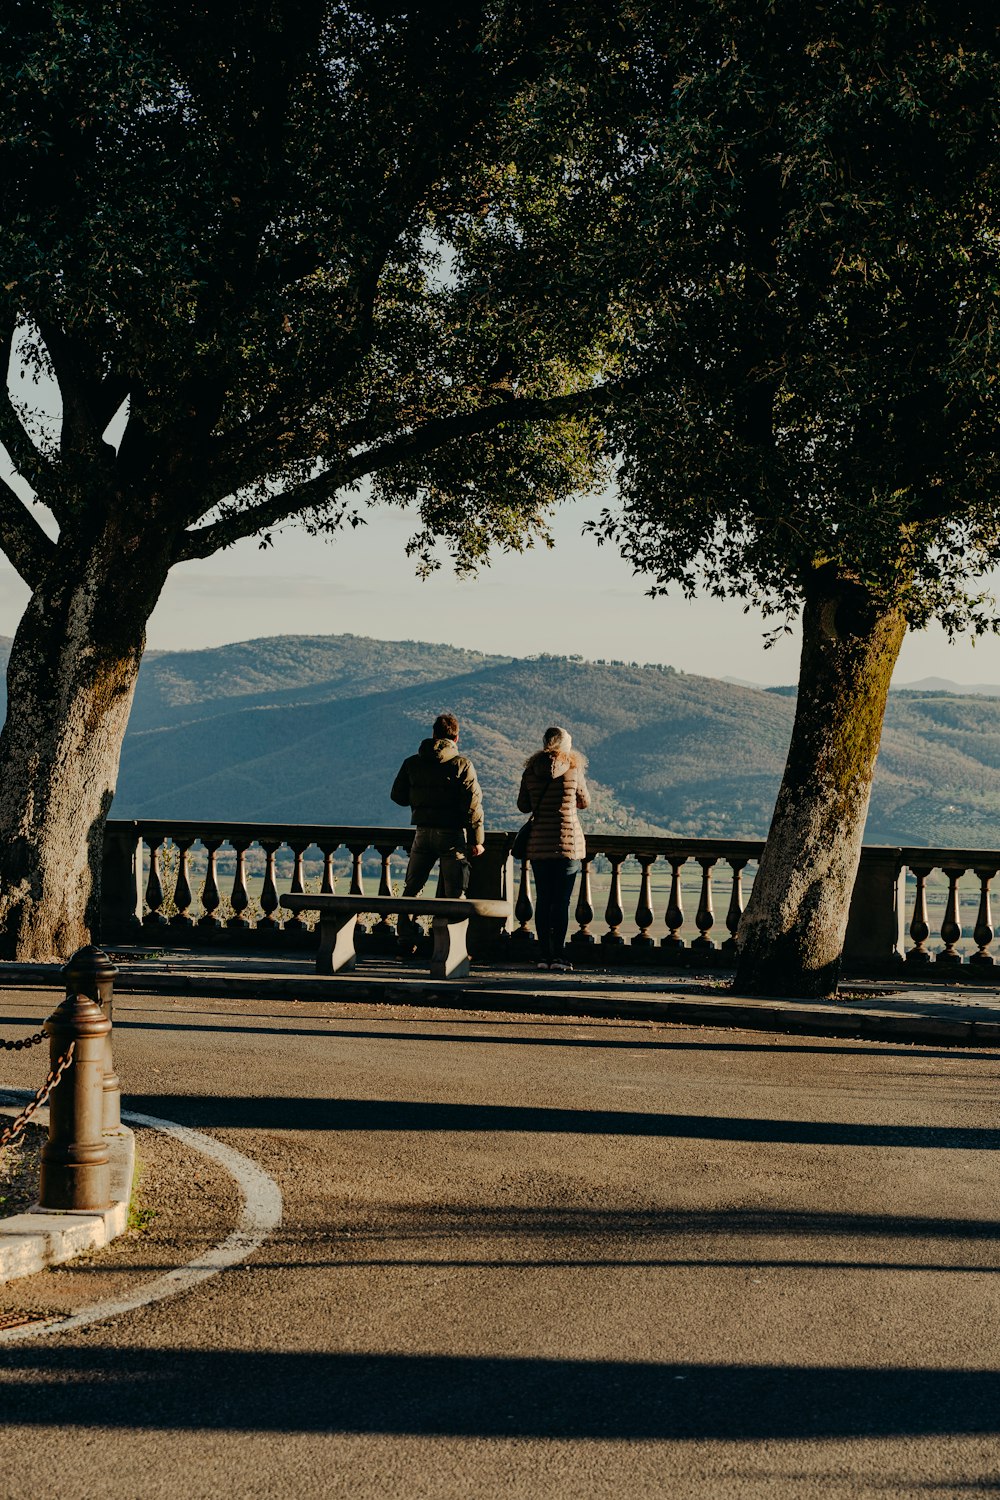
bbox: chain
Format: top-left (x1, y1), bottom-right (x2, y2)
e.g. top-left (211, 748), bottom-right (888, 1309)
top-left (0, 1043), bottom-right (75, 1150)
top-left (0, 1032), bottom-right (45, 1053)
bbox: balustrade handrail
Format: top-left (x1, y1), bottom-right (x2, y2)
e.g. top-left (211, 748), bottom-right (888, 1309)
top-left (105, 818), bottom-right (1000, 868)
top-left (579, 834), bottom-right (765, 861)
top-left (898, 844), bottom-right (1000, 868)
top-left (110, 818), bottom-right (421, 847)
top-left (107, 819), bottom-right (767, 861)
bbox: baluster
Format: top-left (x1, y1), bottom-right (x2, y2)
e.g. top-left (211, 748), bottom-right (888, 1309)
top-left (343, 844), bottom-right (368, 949)
top-left (320, 844), bottom-right (338, 895)
top-left (370, 845), bottom-right (397, 953)
top-left (661, 857), bottom-right (686, 953)
top-left (511, 860), bottom-right (535, 946)
top-left (257, 840), bottom-right (281, 929)
top-left (601, 854), bottom-right (626, 947)
top-left (143, 837), bottom-right (167, 927)
top-left (721, 859), bottom-right (747, 960)
top-left (906, 866), bottom-right (932, 963)
top-left (971, 866), bottom-right (997, 966)
top-left (631, 854), bottom-right (656, 948)
top-left (227, 840), bottom-right (251, 928)
top-left (169, 837), bottom-right (195, 927)
top-left (936, 865), bottom-right (965, 964)
top-left (691, 857), bottom-right (717, 957)
top-left (197, 839), bottom-right (223, 928)
top-left (283, 841), bottom-right (309, 933)
top-left (570, 857), bottom-right (595, 949)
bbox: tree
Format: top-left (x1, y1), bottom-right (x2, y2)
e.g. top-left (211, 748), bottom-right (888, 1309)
top-left (468, 0), bottom-right (1000, 994)
top-left (607, 2), bottom-right (1000, 995)
top-left (0, 1), bottom-right (620, 958)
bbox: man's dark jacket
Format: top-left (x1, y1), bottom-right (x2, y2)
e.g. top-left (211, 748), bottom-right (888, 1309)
top-left (390, 738), bottom-right (485, 844)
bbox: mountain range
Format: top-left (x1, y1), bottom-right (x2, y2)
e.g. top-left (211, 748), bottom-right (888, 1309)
top-left (2, 632), bottom-right (1000, 846)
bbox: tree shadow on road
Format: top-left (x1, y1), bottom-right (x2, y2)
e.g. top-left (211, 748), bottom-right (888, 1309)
top-left (39, 1198), bottom-right (1000, 1282)
top-left (1, 1348), bottom-right (998, 1440)
top-left (124, 1093), bottom-right (1000, 1151)
top-left (95, 1012), bottom-right (1000, 1065)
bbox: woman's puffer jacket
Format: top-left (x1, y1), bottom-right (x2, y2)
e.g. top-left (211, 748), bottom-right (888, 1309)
top-left (517, 749), bottom-right (590, 860)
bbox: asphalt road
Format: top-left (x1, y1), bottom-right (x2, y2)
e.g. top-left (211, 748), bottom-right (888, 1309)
top-left (2, 989), bottom-right (1000, 1499)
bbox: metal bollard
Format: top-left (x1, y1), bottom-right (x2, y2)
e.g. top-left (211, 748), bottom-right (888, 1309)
top-left (39, 993), bottom-right (112, 1211)
top-left (62, 944), bottom-right (120, 1130)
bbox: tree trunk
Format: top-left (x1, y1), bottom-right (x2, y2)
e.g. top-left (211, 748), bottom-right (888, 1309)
top-left (0, 530), bottom-right (166, 960)
top-left (734, 568), bottom-right (907, 999)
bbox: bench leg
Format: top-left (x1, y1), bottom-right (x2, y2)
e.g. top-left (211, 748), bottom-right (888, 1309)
top-left (430, 916), bottom-right (470, 980)
top-left (316, 914), bottom-right (359, 974)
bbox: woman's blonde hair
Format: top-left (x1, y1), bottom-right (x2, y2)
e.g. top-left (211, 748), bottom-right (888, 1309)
top-left (542, 725), bottom-right (572, 753)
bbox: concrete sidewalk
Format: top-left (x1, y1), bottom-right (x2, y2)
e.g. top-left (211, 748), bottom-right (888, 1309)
top-left (0, 1123), bottom-right (135, 1287)
top-left (2, 947), bottom-right (1000, 1046)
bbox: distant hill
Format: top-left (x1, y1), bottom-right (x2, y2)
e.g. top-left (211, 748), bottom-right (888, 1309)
top-left (116, 651), bottom-right (693, 835)
top-left (110, 634), bottom-right (1000, 845)
top-left (123, 634), bottom-right (514, 733)
top-left (3, 631), bottom-right (1000, 845)
top-left (895, 677), bottom-right (1000, 697)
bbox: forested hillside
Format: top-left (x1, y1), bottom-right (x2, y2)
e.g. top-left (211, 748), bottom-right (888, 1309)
top-left (2, 632), bottom-right (999, 844)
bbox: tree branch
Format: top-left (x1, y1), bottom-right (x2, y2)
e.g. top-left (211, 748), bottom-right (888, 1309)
top-left (94, 371), bottom-right (131, 436)
top-left (0, 324), bottom-right (56, 499)
top-left (0, 471), bottom-right (56, 587)
top-left (34, 318), bottom-right (116, 473)
top-left (195, 8), bottom-right (578, 492)
top-left (174, 378), bottom-right (638, 562)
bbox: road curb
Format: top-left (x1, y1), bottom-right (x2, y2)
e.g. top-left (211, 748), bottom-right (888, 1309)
top-left (0, 1124), bottom-right (135, 1285)
top-left (126, 973), bottom-right (1000, 1047)
top-left (2, 963), bottom-right (998, 1047)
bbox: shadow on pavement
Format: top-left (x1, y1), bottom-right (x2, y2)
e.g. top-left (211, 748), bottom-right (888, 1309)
top-left (60, 1203), bottom-right (1000, 1245)
top-left (125, 1093), bottom-right (1000, 1150)
top-left (52, 1202), bottom-right (1000, 1282)
top-left (96, 1014), bottom-right (1000, 1063)
top-left (1, 1350), bottom-right (998, 1438)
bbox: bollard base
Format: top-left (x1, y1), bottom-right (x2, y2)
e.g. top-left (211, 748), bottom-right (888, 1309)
top-left (38, 1161), bottom-right (111, 1214)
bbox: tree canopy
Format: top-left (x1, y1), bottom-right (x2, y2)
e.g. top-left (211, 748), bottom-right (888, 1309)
top-left (0, 0), bottom-right (621, 585)
top-left (455, 0), bottom-right (999, 626)
top-left (606, 2), bottom-right (999, 631)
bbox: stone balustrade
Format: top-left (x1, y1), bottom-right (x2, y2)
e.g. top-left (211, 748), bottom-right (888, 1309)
top-left (509, 835), bottom-right (766, 961)
top-left (100, 821), bottom-right (514, 954)
top-left (897, 847), bottom-right (1000, 969)
top-left (97, 819), bottom-right (1000, 974)
top-left (97, 822), bottom-right (1000, 972)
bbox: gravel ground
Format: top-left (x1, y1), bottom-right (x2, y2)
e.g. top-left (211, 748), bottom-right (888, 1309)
top-left (0, 1120), bottom-right (242, 1320)
top-left (0, 1120), bottom-right (45, 1217)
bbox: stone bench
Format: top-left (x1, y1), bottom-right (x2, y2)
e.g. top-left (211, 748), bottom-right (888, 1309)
top-left (280, 894), bottom-right (512, 980)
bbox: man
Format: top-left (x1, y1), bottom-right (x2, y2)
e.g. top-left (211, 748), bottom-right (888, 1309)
top-left (390, 713), bottom-right (485, 907)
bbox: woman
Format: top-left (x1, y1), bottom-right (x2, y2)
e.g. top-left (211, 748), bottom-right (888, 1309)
top-left (517, 726), bottom-right (590, 971)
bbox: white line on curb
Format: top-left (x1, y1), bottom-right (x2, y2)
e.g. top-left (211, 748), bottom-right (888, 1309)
top-left (0, 1107), bottom-right (283, 1344)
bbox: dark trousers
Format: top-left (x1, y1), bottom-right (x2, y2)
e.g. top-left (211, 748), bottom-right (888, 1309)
top-left (531, 858), bottom-right (581, 963)
top-left (403, 827), bottom-right (470, 899)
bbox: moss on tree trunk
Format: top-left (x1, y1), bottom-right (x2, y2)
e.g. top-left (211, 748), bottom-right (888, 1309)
top-left (734, 567), bottom-right (907, 999)
top-left (0, 532), bottom-right (164, 961)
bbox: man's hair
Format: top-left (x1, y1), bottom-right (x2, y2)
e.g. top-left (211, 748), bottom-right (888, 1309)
top-left (433, 712), bottom-right (459, 741)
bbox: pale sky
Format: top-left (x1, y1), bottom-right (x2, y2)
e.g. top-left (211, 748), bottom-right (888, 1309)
top-left (1, 487), bottom-right (998, 688)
